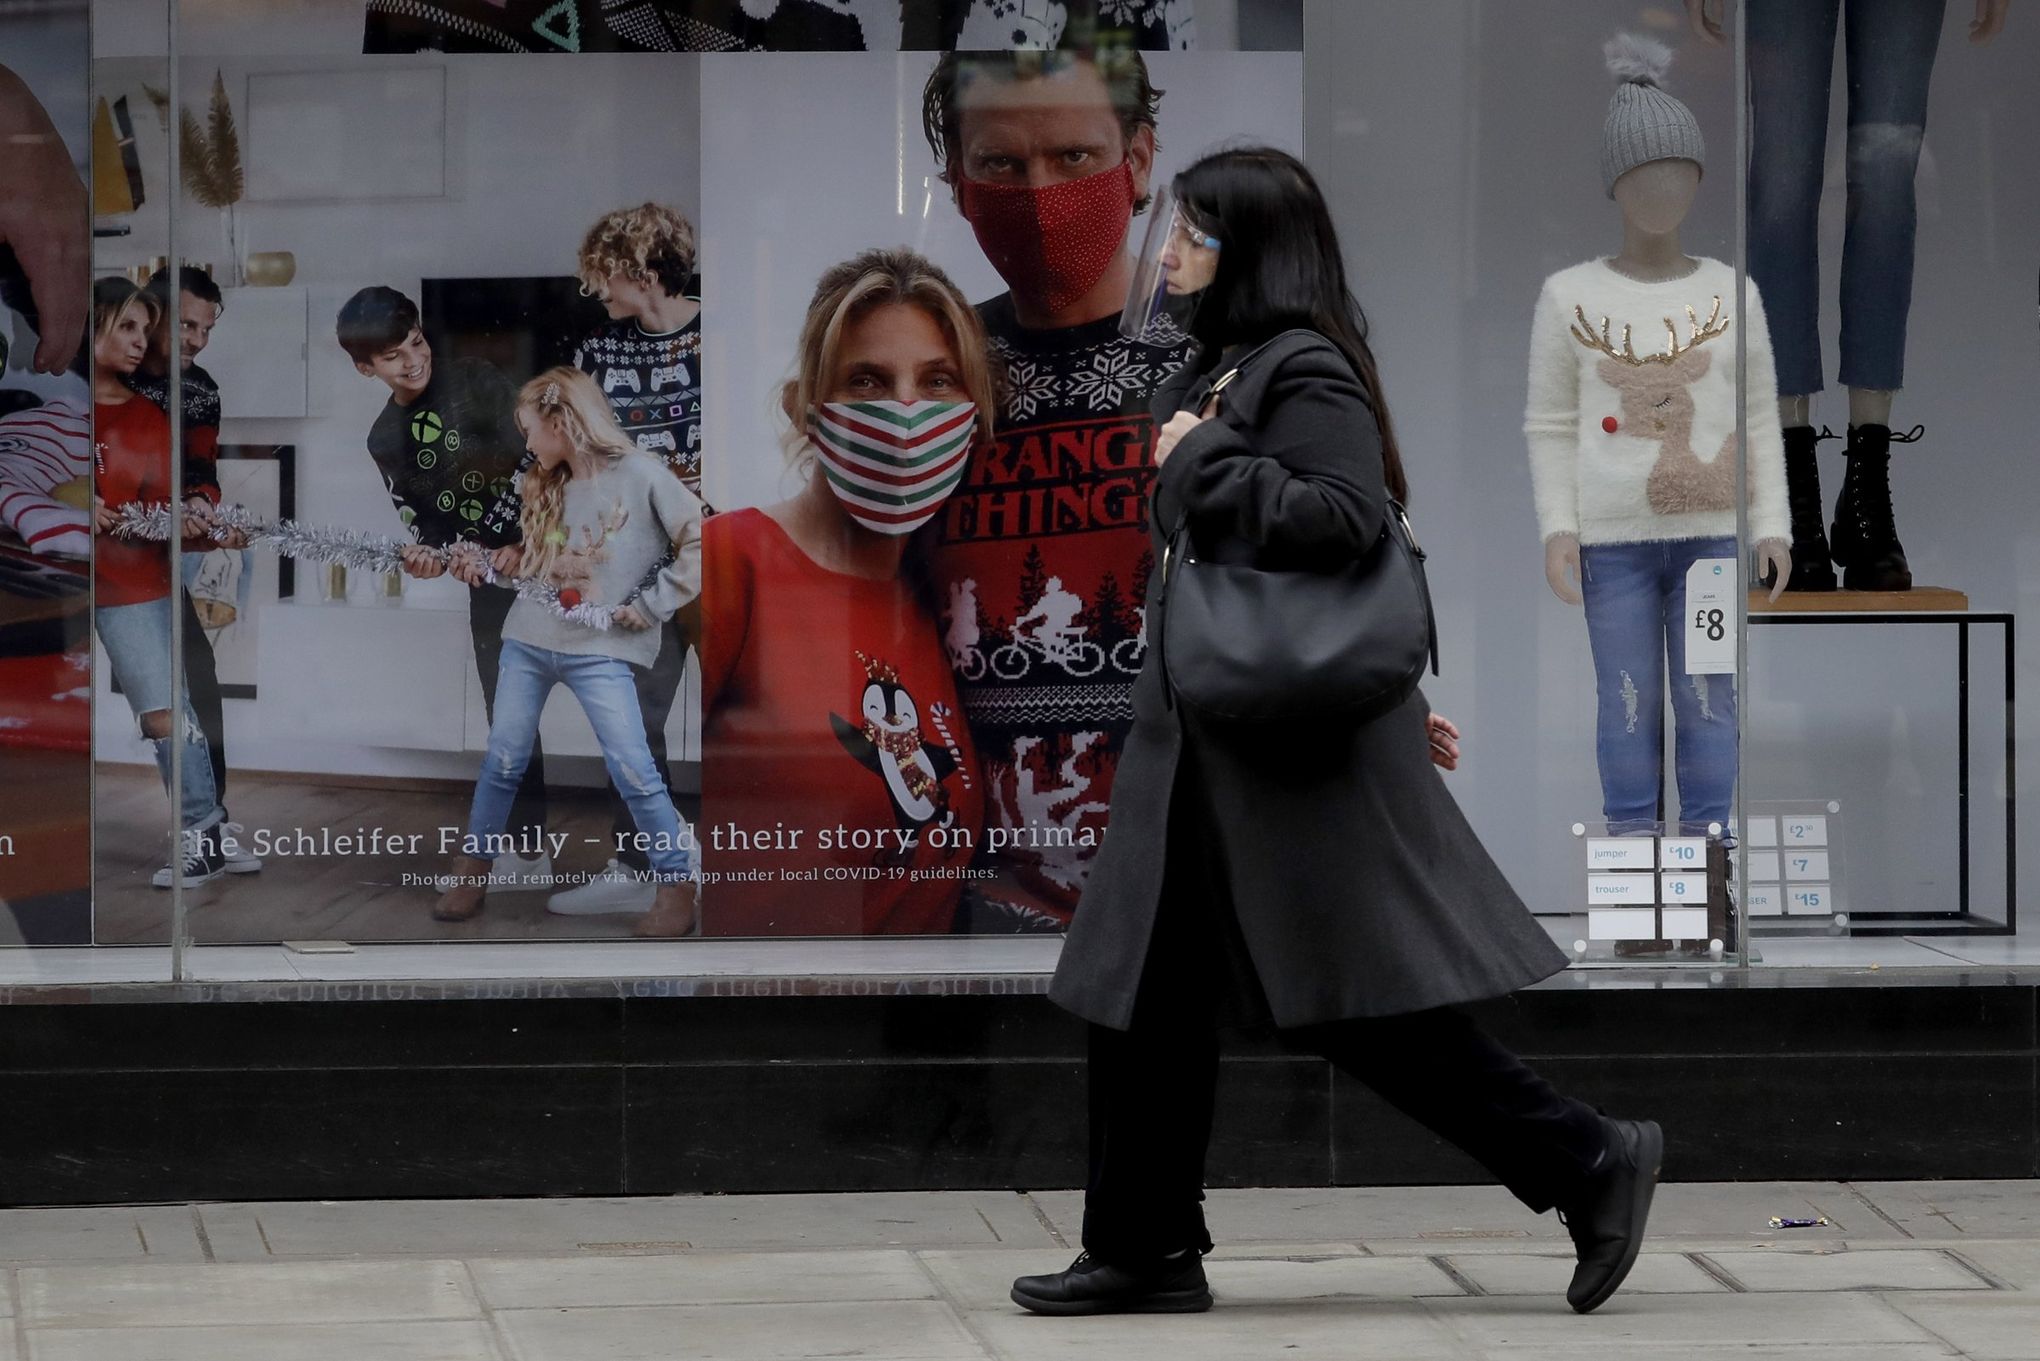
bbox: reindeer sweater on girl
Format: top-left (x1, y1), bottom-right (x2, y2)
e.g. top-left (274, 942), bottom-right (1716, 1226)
top-left (502, 450), bottom-right (703, 669)
top-left (1525, 257), bottom-right (1787, 548)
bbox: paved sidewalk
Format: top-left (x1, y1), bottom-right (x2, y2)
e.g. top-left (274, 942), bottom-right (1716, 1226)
top-left (1, 1181), bottom-right (2036, 1359)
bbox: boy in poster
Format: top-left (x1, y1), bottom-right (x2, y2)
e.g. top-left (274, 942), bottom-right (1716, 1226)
top-left (548, 202), bottom-right (703, 915)
top-left (921, 47), bottom-right (1191, 928)
top-left (335, 285), bottom-right (552, 885)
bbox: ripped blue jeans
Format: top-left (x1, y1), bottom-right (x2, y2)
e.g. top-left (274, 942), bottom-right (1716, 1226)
top-left (1747, 0), bottom-right (1945, 396)
top-left (95, 600), bottom-right (224, 834)
top-left (1580, 538), bottom-right (1739, 836)
top-left (464, 639), bottom-right (693, 880)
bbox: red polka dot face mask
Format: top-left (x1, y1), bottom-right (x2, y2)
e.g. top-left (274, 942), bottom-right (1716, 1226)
top-left (956, 160), bottom-right (1138, 316)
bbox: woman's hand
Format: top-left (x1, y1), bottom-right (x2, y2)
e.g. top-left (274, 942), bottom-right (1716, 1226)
top-left (91, 495), bottom-right (116, 533)
top-left (489, 544), bottom-right (523, 578)
top-left (447, 544), bottom-right (491, 586)
top-left (612, 603), bottom-right (653, 631)
top-left (398, 543), bottom-right (446, 579)
top-left (1154, 410), bottom-right (1206, 467)
top-left (1427, 713), bottom-right (1462, 771)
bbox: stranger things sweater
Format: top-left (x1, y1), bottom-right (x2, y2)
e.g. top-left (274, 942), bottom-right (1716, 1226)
top-left (1524, 257), bottom-right (1787, 548)
top-left (926, 297), bottom-right (1192, 923)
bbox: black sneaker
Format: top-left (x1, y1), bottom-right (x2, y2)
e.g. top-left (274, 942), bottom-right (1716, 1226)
top-left (153, 826), bottom-right (227, 890)
top-left (1559, 1117), bottom-right (1664, 1314)
top-left (1011, 1250), bottom-right (1213, 1316)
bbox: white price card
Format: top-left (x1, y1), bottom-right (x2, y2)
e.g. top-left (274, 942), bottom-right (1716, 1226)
top-left (1744, 817), bottom-right (1780, 848)
top-left (1747, 851), bottom-right (1782, 883)
top-left (1782, 816), bottom-right (1829, 847)
top-left (1589, 873), bottom-right (1656, 906)
top-left (1684, 557), bottom-right (1738, 675)
top-left (1586, 838), bottom-right (1656, 871)
top-left (1661, 907), bottom-right (1709, 939)
top-left (1589, 908), bottom-right (1659, 941)
top-left (1660, 872), bottom-right (1708, 904)
top-left (1746, 884), bottom-right (1784, 916)
top-left (1659, 838), bottom-right (1707, 869)
top-left (1787, 885), bottom-right (1833, 915)
top-left (1784, 850), bottom-right (1831, 881)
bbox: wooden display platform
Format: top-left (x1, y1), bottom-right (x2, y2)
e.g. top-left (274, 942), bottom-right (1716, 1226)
top-left (1750, 586), bottom-right (1969, 613)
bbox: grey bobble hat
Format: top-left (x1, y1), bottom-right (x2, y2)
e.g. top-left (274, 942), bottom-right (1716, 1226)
top-left (1601, 33), bottom-right (1705, 197)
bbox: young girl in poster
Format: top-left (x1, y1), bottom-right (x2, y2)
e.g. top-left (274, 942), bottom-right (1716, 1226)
top-left (87, 279), bottom-right (230, 886)
top-left (695, 248), bottom-right (994, 936)
top-left (434, 367), bottom-right (703, 928)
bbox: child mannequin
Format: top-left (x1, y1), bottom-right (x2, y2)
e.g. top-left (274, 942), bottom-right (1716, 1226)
top-left (1525, 36), bottom-right (1790, 836)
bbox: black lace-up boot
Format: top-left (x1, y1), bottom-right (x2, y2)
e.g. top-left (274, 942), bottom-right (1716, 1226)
top-left (1829, 424), bottom-right (1919, 592)
top-left (1768, 426), bottom-right (1837, 592)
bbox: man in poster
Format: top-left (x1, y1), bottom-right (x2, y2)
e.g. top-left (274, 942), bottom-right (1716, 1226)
top-left (921, 46), bottom-right (1191, 929)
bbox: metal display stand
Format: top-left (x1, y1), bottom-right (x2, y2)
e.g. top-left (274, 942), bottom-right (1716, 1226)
top-left (1747, 590), bottom-right (2016, 935)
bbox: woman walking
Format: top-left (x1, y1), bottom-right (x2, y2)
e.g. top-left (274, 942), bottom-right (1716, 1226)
top-left (1012, 148), bottom-right (1662, 1319)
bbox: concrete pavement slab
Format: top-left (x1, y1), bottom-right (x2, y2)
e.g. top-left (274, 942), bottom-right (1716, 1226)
top-left (1414, 1291), bottom-right (1941, 1350)
top-left (24, 1321), bottom-right (503, 1361)
top-left (0, 1207), bottom-right (208, 1266)
top-left (916, 1246), bottom-right (1464, 1311)
top-left (1442, 1250), bottom-right (1728, 1296)
top-left (1704, 1248), bottom-right (1991, 1292)
top-left (17, 1261), bottom-right (481, 1329)
top-left (1882, 1292), bottom-right (2040, 1360)
top-left (1850, 1181), bottom-right (2040, 1239)
top-left (207, 1193), bottom-right (1047, 1260)
top-left (967, 1298), bottom-right (1469, 1360)
top-left (1947, 1241), bottom-right (2040, 1289)
top-left (470, 1250), bottom-right (935, 1309)
top-left (493, 1300), bottom-right (986, 1360)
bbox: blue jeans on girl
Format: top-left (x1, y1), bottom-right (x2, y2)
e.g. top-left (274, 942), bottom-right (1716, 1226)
top-left (95, 599), bottom-right (225, 834)
top-left (1747, 0), bottom-right (1945, 396)
top-left (1580, 538), bottom-right (1739, 836)
top-left (464, 639), bottom-right (694, 880)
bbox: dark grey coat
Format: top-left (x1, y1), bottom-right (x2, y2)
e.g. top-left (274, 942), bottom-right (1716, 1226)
top-left (1049, 333), bottom-right (1570, 1032)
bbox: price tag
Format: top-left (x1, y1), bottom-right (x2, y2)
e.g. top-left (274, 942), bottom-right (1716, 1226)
top-left (1660, 872), bottom-right (1708, 903)
top-left (1746, 884), bottom-right (1784, 916)
top-left (1782, 816), bottom-right (1828, 847)
top-left (1684, 557), bottom-right (1738, 675)
top-left (1747, 850), bottom-right (1781, 883)
top-left (1785, 851), bottom-right (1831, 881)
top-left (1787, 884), bottom-right (1832, 915)
top-left (1586, 838), bottom-right (1656, 871)
top-left (1659, 837), bottom-right (1707, 868)
top-left (1744, 817), bottom-right (1779, 849)
top-left (1589, 873), bottom-right (1656, 906)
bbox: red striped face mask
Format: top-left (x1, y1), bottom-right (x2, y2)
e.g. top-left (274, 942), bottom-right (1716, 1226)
top-left (808, 400), bottom-right (979, 536)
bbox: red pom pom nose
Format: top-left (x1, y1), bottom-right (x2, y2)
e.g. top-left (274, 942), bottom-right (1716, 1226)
top-left (1602, 416), bottom-right (1619, 434)
top-left (559, 588), bottom-right (582, 608)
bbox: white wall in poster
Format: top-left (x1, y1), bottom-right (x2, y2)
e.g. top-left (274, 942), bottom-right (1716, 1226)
top-left (699, 49), bottom-right (1304, 516)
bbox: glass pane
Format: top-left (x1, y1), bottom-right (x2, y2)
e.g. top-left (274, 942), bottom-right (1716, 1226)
top-left (1314, 3), bottom-right (1740, 965)
top-left (1, 0), bottom-right (97, 952)
top-left (1742, 1), bottom-right (2031, 966)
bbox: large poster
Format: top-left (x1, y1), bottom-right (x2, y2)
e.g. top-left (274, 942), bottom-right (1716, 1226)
top-left (695, 48), bottom-right (1301, 934)
top-left (86, 44), bottom-right (708, 944)
top-left (1, 1), bottom-right (93, 945)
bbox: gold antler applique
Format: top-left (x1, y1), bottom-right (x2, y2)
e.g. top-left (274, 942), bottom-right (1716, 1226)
top-left (1571, 296), bottom-right (1731, 367)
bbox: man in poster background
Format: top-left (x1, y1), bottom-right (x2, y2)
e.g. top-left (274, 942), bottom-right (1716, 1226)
top-left (922, 46), bottom-right (1191, 929)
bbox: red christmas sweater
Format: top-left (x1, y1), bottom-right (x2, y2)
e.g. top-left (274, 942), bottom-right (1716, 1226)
top-left (926, 298), bottom-right (1193, 925)
top-left (699, 508), bottom-right (985, 936)
top-left (93, 394), bottom-right (215, 607)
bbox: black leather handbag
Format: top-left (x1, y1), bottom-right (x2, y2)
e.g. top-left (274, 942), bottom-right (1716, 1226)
top-left (1155, 332), bottom-right (1440, 725)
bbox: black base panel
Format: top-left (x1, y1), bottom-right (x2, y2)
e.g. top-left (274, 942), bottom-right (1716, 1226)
top-left (0, 987), bottom-right (2033, 1205)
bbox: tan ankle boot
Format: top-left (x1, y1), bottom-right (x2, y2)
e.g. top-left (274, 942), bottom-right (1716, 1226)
top-left (633, 880), bottom-right (699, 937)
top-left (433, 855), bottom-right (494, 922)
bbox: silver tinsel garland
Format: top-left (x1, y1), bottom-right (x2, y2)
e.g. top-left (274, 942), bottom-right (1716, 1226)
top-left (114, 502), bottom-right (667, 630)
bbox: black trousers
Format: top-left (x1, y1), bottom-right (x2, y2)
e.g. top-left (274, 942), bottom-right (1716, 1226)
top-left (1081, 840), bottom-right (1608, 1265)
top-left (468, 583), bottom-right (548, 840)
top-left (178, 590), bottom-right (227, 809)
top-left (610, 617), bottom-right (687, 870)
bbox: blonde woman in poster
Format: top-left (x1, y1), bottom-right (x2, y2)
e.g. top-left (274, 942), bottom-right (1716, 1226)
top-left (694, 247), bottom-right (996, 936)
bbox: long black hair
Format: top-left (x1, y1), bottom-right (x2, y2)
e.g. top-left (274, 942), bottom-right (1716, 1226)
top-left (1171, 147), bottom-right (1408, 503)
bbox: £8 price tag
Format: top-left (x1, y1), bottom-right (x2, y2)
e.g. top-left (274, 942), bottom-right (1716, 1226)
top-left (1685, 557), bottom-right (1738, 675)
